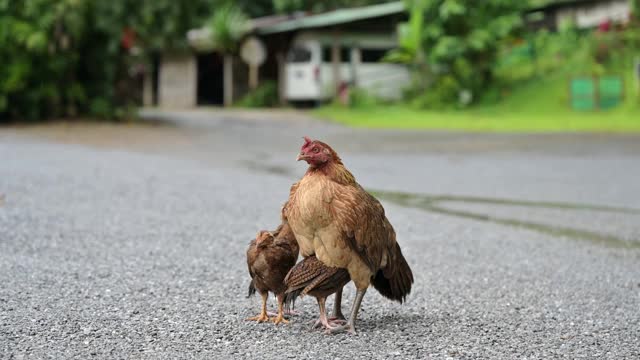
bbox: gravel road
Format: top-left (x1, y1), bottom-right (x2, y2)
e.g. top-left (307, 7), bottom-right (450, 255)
top-left (1, 110), bottom-right (639, 359)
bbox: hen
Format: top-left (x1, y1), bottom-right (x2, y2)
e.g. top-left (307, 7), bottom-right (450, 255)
top-left (284, 255), bottom-right (351, 331)
top-left (283, 137), bottom-right (414, 334)
top-left (246, 223), bottom-right (299, 324)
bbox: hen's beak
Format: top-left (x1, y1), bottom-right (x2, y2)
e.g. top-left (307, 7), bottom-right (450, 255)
top-left (296, 153), bottom-right (308, 161)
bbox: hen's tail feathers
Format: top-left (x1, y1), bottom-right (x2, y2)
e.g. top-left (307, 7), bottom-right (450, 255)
top-left (372, 243), bottom-right (414, 304)
top-left (247, 280), bottom-right (256, 298)
top-left (283, 288), bottom-right (303, 312)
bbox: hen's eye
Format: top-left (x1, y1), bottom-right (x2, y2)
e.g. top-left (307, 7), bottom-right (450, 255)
top-left (313, 147), bottom-right (319, 153)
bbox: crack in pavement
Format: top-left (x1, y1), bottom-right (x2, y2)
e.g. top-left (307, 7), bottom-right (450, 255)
top-left (373, 190), bottom-right (640, 249)
top-left (239, 161), bottom-right (640, 249)
top-left (371, 190), bottom-right (640, 215)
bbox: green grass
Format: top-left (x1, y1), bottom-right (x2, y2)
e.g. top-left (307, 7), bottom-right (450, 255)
top-left (315, 75), bottom-right (640, 132)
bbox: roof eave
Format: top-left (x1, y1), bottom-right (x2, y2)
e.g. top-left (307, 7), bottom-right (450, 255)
top-left (257, 1), bottom-right (406, 35)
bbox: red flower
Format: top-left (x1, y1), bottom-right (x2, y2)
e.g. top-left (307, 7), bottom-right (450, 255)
top-left (121, 28), bottom-right (136, 50)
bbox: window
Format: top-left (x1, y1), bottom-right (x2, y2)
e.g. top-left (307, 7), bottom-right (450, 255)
top-left (321, 46), bottom-right (351, 63)
top-left (341, 48), bottom-right (351, 63)
top-left (322, 47), bottom-right (331, 62)
top-left (361, 48), bottom-right (390, 63)
top-left (287, 47), bottom-right (312, 63)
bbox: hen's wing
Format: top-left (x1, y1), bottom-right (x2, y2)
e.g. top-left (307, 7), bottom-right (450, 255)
top-left (281, 182), bottom-right (299, 222)
top-left (329, 183), bottom-right (395, 273)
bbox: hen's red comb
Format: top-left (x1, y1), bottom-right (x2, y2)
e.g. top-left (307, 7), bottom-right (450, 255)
top-left (302, 136), bottom-right (313, 148)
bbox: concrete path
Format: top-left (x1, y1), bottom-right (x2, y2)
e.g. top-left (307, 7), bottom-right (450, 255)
top-left (1, 109), bottom-right (639, 359)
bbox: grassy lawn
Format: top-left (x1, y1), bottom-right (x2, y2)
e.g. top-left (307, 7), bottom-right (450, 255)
top-left (315, 105), bottom-right (640, 132)
top-left (315, 75), bottom-right (640, 132)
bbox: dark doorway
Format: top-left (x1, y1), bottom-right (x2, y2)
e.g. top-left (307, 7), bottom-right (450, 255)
top-left (197, 52), bottom-right (224, 105)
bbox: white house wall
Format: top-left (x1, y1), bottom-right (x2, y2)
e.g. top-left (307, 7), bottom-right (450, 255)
top-left (159, 54), bottom-right (197, 108)
top-left (556, 0), bottom-right (630, 29)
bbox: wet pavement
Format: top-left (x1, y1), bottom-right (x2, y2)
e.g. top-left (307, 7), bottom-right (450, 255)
top-left (1, 109), bottom-right (639, 359)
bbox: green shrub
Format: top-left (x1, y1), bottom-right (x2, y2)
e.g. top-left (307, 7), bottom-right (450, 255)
top-left (236, 81), bottom-right (278, 108)
top-left (88, 98), bottom-right (113, 119)
top-left (0, 0), bottom-right (219, 122)
top-left (348, 87), bottom-right (380, 109)
top-left (410, 75), bottom-right (461, 109)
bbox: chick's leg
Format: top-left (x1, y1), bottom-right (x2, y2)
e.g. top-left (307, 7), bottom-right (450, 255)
top-left (327, 288), bottom-right (366, 335)
top-left (270, 293), bottom-right (289, 325)
top-left (246, 292), bottom-right (269, 323)
top-left (330, 287), bottom-right (345, 321)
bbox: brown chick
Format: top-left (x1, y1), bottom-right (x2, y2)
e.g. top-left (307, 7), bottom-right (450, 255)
top-left (246, 222), bottom-right (299, 324)
top-left (284, 255), bottom-right (351, 332)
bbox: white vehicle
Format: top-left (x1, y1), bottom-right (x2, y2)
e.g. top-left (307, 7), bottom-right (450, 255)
top-left (284, 32), bottom-right (410, 103)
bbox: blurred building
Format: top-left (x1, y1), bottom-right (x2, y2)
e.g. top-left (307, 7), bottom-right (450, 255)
top-left (526, 0), bottom-right (631, 31)
top-left (146, 2), bottom-right (409, 108)
top-left (145, 0), bottom-right (634, 109)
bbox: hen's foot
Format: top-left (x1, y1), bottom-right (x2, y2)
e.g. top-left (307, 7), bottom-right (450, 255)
top-left (270, 313), bottom-right (289, 325)
top-left (246, 313), bottom-right (269, 323)
top-left (325, 323), bottom-right (357, 335)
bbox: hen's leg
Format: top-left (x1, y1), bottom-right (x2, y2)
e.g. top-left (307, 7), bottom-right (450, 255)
top-left (246, 292), bottom-right (269, 323)
top-left (310, 297), bottom-right (347, 330)
top-left (327, 288), bottom-right (366, 335)
top-left (284, 309), bottom-right (300, 316)
top-left (270, 293), bottom-right (289, 325)
top-left (330, 287), bottom-right (345, 321)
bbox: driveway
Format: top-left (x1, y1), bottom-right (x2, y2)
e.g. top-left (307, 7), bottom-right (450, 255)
top-left (1, 109), bottom-right (639, 359)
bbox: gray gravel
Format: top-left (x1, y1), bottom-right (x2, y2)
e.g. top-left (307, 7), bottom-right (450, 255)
top-left (1, 112), bottom-right (640, 359)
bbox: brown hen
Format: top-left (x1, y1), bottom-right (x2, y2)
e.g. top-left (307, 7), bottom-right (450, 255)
top-left (283, 137), bottom-right (414, 334)
top-left (246, 223), bottom-right (299, 324)
top-left (284, 255), bottom-right (351, 332)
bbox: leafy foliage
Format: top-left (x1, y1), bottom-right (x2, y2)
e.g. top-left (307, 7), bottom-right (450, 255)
top-left (236, 80), bottom-right (278, 107)
top-left (0, 0), bottom-right (222, 121)
top-left (273, 0), bottom-right (388, 14)
top-left (492, 21), bottom-right (640, 106)
top-left (383, 0), bottom-right (425, 65)
top-left (208, 4), bottom-right (250, 54)
top-left (2, 0), bottom-right (392, 121)
top-left (234, 0), bottom-right (276, 18)
top-left (347, 87), bottom-right (383, 108)
top-left (400, 0), bottom-right (525, 108)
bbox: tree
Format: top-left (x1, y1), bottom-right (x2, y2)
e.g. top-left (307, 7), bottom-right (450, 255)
top-left (0, 0), bottom-right (223, 121)
top-left (273, 0), bottom-right (389, 14)
top-left (236, 0), bottom-right (276, 18)
top-left (208, 4), bottom-right (250, 107)
top-left (0, 0), bottom-right (91, 120)
top-left (383, 0), bottom-right (428, 91)
top-left (409, 0), bottom-right (525, 107)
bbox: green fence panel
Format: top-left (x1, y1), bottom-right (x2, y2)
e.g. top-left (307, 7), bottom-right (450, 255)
top-left (571, 77), bottom-right (595, 111)
top-left (599, 76), bottom-right (623, 110)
